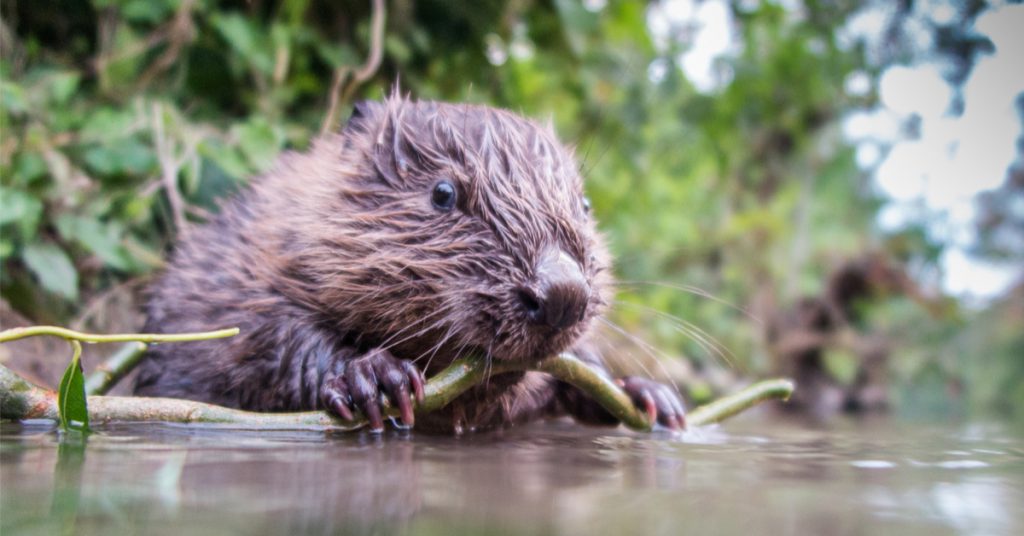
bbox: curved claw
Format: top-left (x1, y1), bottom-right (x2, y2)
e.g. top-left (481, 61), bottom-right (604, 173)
top-left (322, 376), bottom-right (355, 422)
top-left (320, 349), bottom-right (426, 432)
top-left (619, 376), bottom-right (687, 430)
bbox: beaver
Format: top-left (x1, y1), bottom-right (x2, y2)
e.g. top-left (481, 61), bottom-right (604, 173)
top-left (134, 93), bottom-right (686, 433)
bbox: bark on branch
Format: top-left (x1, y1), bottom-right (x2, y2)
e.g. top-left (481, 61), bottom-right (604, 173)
top-left (0, 353), bottom-right (793, 432)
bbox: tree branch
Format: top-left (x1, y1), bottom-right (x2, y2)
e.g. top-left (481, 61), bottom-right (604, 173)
top-left (151, 102), bottom-right (188, 233)
top-left (84, 342), bottom-right (148, 396)
top-left (320, 0), bottom-right (387, 134)
top-left (687, 378), bottom-right (794, 426)
top-left (1, 353), bottom-right (793, 432)
top-left (0, 326), bottom-right (239, 344)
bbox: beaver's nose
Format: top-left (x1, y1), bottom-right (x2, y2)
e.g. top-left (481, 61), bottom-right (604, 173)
top-left (518, 249), bottom-right (589, 330)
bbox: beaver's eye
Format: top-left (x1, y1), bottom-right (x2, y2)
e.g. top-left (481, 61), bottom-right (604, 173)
top-left (582, 196), bottom-right (591, 214)
top-left (432, 181), bottom-right (457, 211)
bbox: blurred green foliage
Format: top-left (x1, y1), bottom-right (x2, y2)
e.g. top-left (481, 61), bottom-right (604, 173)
top-left (1, 0), bottom-right (1020, 419)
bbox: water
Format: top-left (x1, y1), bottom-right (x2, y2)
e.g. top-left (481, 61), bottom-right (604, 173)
top-left (2, 417), bottom-right (1022, 535)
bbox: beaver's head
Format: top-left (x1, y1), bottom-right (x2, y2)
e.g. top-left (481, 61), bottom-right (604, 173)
top-left (278, 94), bottom-right (610, 368)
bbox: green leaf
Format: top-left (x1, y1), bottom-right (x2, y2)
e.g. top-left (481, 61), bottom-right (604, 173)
top-left (384, 35), bottom-right (412, 64)
top-left (98, 24), bottom-right (148, 89)
top-left (211, 14), bottom-right (276, 75)
top-left (235, 117), bottom-right (283, 172)
top-left (78, 107), bottom-right (136, 142)
top-left (22, 242), bottom-right (79, 300)
top-left (81, 138), bottom-right (157, 177)
top-left (0, 239), bottom-right (13, 258)
top-left (122, 0), bottom-right (176, 23)
top-left (314, 42), bottom-right (358, 67)
top-left (0, 81), bottom-right (29, 114)
top-left (823, 348), bottom-right (860, 387)
top-left (0, 187), bottom-right (43, 241)
top-left (13, 152), bottom-right (48, 184)
top-left (198, 140), bottom-right (250, 180)
top-left (46, 72), bottom-right (80, 105)
top-left (192, 154), bottom-right (243, 209)
top-left (553, 0), bottom-right (598, 54)
top-left (57, 341), bottom-right (91, 432)
top-left (55, 215), bottom-right (136, 271)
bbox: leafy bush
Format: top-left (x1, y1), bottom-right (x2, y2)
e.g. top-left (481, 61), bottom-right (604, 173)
top-left (2, 1), bottom-right (1019, 417)
top-left (0, 0), bottom-right (899, 357)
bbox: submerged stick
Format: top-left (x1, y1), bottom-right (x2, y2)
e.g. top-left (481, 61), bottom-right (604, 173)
top-left (0, 355), bottom-right (621, 430)
top-left (0, 361), bottom-right (357, 430)
top-left (0, 353), bottom-right (792, 431)
top-left (687, 378), bottom-right (794, 427)
top-left (84, 342), bottom-right (149, 396)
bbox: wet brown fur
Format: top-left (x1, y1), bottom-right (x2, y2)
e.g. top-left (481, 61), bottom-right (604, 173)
top-left (134, 94), bottom-right (631, 432)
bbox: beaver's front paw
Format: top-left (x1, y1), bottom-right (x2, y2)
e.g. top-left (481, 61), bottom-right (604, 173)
top-left (618, 377), bottom-right (687, 430)
top-left (321, 349), bottom-right (425, 432)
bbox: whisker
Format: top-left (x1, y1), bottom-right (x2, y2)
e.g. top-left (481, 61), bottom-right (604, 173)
top-left (598, 317), bottom-right (675, 363)
top-left (483, 338), bottom-right (496, 388)
top-left (598, 317), bottom-right (684, 400)
top-left (613, 299), bottom-right (738, 371)
top-left (376, 315), bottom-right (433, 352)
top-left (617, 280), bottom-right (763, 325)
top-left (342, 279), bottom-right (422, 307)
top-left (376, 306), bottom-right (450, 353)
top-left (590, 330), bottom-right (639, 372)
top-left (413, 319), bottom-right (461, 373)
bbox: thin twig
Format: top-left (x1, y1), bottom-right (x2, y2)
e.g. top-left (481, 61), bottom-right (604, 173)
top-left (92, 0), bottom-right (195, 82)
top-left (0, 326), bottom-right (239, 345)
top-left (321, 66), bottom-right (353, 134)
top-left (137, 0), bottom-right (197, 89)
top-left (151, 102), bottom-right (188, 233)
top-left (687, 378), bottom-right (794, 426)
top-left (320, 0), bottom-right (387, 134)
top-left (84, 342), bottom-right (149, 396)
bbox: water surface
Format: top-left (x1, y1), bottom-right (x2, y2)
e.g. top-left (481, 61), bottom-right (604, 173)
top-left (2, 416), bottom-right (1022, 535)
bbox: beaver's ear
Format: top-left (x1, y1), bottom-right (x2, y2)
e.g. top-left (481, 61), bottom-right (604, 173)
top-left (366, 99), bottom-right (419, 187)
top-left (345, 100), bottom-right (383, 132)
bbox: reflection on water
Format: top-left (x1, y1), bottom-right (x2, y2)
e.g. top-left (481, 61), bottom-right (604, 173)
top-left (1, 417), bottom-right (1022, 535)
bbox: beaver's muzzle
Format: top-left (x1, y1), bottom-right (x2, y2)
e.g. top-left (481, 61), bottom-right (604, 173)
top-left (517, 248), bottom-right (590, 331)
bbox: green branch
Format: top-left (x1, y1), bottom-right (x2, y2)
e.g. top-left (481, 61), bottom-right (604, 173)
top-left (536, 354), bottom-right (652, 430)
top-left (0, 326), bottom-right (238, 431)
top-left (687, 378), bottom-right (795, 427)
top-left (84, 342), bottom-right (149, 396)
top-left (1, 352), bottom-right (793, 432)
top-left (0, 326), bottom-right (239, 344)
top-left (0, 324), bottom-right (794, 432)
